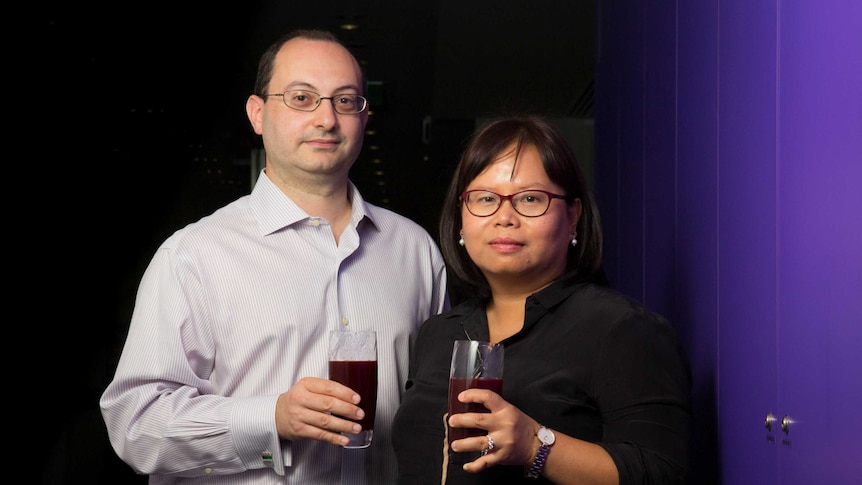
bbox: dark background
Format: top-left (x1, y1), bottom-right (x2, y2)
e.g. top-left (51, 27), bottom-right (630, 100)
top-left (45, 1), bottom-right (595, 482)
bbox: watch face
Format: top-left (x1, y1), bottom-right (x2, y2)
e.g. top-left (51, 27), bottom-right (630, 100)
top-left (537, 427), bottom-right (555, 445)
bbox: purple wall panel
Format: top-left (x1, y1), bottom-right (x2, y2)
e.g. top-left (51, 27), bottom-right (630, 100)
top-left (677, 0), bottom-right (720, 481)
top-left (594, 0), bottom-right (622, 287)
top-left (615, 2), bottom-right (647, 300)
top-left (643, 0), bottom-right (678, 318)
top-left (777, 2), bottom-right (862, 483)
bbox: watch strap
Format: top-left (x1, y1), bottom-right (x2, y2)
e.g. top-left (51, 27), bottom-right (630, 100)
top-left (524, 445), bottom-right (551, 480)
top-left (525, 440), bottom-right (551, 479)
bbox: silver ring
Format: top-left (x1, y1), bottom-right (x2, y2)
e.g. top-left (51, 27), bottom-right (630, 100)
top-left (482, 434), bottom-right (494, 455)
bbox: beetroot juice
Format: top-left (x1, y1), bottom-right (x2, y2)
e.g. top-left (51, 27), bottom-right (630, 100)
top-left (447, 377), bottom-right (503, 444)
top-left (329, 360), bottom-right (378, 429)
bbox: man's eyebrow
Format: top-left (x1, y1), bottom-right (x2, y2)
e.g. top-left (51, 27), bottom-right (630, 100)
top-left (284, 82), bottom-right (361, 93)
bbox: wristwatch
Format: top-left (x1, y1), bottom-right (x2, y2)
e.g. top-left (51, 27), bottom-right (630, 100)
top-left (525, 426), bottom-right (555, 479)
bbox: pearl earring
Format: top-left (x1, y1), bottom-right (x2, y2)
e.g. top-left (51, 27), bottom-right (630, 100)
top-left (571, 234), bottom-right (578, 247)
top-left (459, 233), bottom-right (465, 246)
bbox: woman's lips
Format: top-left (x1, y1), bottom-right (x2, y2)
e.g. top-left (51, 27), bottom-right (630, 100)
top-left (489, 237), bottom-right (524, 252)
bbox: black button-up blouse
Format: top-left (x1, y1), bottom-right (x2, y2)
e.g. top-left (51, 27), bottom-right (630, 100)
top-left (392, 272), bottom-right (692, 485)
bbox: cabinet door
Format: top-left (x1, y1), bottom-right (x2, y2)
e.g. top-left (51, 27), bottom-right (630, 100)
top-left (717, 0), bottom-right (780, 483)
top-left (777, 2), bottom-right (862, 484)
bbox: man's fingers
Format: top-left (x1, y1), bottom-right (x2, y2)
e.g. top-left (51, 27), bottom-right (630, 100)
top-left (276, 377), bottom-right (367, 443)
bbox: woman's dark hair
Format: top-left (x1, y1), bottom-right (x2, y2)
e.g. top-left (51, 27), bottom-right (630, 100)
top-left (253, 29), bottom-right (365, 98)
top-left (439, 115), bottom-right (604, 299)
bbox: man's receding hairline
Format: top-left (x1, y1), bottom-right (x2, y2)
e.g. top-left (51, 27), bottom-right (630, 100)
top-left (274, 37), bottom-right (365, 94)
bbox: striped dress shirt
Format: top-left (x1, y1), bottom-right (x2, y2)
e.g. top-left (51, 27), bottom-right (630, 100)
top-left (101, 172), bottom-right (449, 484)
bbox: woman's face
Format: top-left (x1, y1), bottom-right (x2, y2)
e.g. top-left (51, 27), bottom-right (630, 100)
top-left (461, 143), bottom-right (581, 292)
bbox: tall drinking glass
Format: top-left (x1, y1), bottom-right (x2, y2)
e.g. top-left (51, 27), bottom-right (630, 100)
top-left (447, 340), bottom-right (503, 460)
top-left (328, 329), bottom-right (378, 449)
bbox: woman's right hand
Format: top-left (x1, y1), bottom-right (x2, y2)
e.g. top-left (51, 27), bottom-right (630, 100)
top-left (448, 388), bottom-right (541, 472)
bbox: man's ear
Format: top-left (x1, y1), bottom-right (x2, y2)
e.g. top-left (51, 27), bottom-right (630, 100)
top-left (246, 95), bottom-right (265, 135)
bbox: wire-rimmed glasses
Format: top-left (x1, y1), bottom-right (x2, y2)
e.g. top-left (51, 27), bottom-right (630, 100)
top-left (461, 189), bottom-right (567, 217)
top-left (263, 90), bottom-right (368, 114)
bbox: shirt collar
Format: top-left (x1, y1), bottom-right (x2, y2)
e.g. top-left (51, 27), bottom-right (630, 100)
top-left (448, 270), bottom-right (591, 340)
top-left (249, 170), bottom-right (378, 236)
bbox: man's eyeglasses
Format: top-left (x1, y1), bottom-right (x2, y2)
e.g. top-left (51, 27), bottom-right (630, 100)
top-left (461, 189), bottom-right (567, 217)
top-left (263, 90), bottom-right (368, 114)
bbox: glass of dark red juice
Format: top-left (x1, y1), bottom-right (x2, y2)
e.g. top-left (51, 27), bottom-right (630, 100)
top-left (328, 330), bottom-right (378, 448)
top-left (447, 340), bottom-right (503, 460)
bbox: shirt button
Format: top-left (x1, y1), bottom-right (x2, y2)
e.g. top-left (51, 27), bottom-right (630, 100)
top-left (311, 218), bottom-right (322, 227)
top-left (342, 317), bottom-right (349, 326)
top-left (204, 468), bottom-right (213, 474)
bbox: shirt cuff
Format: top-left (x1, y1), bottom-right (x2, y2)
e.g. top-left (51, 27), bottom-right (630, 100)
top-left (231, 394), bottom-right (287, 476)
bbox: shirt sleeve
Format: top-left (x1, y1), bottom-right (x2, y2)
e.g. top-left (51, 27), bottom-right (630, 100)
top-left (99, 247), bottom-right (287, 477)
top-left (593, 309), bottom-right (692, 485)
